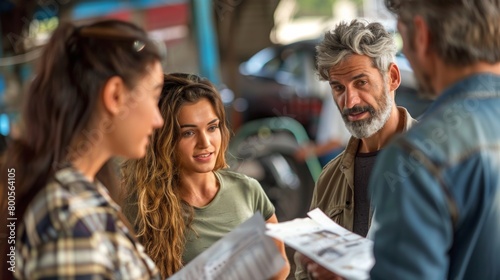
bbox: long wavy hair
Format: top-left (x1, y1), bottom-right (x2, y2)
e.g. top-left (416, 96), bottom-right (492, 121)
top-left (0, 20), bottom-right (160, 278)
top-left (121, 73), bottom-right (230, 278)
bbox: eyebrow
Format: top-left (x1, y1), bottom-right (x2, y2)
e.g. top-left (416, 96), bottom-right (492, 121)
top-left (180, 118), bottom-right (219, 128)
top-left (329, 73), bottom-right (368, 85)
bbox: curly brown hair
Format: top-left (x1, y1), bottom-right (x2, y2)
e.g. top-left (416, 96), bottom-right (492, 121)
top-left (121, 73), bottom-right (230, 278)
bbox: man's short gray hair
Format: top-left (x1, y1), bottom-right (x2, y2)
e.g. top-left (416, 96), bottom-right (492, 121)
top-left (385, 0), bottom-right (500, 66)
top-left (316, 19), bottom-right (397, 81)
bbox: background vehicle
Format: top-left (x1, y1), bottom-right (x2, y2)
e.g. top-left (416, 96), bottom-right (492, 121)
top-left (228, 117), bottom-right (322, 222)
top-left (238, 39), bottom-right (325, 140)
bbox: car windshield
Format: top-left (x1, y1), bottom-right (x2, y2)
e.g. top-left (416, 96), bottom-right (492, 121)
top-left (242, 47), bottom-right (280, 75)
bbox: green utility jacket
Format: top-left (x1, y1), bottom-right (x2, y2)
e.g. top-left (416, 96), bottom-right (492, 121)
top-left (295, 106), bottom-right (417, 280)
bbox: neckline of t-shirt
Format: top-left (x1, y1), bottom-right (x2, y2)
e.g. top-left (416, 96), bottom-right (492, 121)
top-left (192, 170), bottom-right (223, 211)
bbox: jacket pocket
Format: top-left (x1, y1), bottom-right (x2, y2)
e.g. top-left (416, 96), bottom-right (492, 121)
top-left (326, 207), bottom-right (344, 225)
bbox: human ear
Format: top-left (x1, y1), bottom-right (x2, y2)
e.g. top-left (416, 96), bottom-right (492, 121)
top-left (388, 63), bottom-right (401, 92)
top-left (101, 76), bottom-right (126, 116)
top-left (413, 15), bottom-right (431, 59)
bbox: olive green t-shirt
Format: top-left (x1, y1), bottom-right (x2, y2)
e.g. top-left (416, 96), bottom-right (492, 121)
top-left (182, 169), bottom-right (275, 264)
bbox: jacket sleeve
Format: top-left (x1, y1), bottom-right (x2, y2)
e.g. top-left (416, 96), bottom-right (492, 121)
top-left (369, 143), bottom-right (454, 280)
top-left (293, 176), bottom-right (325, 280)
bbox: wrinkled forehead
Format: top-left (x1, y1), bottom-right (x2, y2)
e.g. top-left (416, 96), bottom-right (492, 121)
top-left (328, 55), bottom-right (380, 80)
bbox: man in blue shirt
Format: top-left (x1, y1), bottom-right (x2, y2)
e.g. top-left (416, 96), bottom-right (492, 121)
top-left (369, 0), bottom-right (500, 279)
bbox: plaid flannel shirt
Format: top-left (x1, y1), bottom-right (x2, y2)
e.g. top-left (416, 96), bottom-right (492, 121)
top-left (14, 167), bottom-right (160, 280)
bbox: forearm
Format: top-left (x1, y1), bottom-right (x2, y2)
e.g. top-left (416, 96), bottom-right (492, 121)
top-left (267, 214), bottom-right (290, 279)
top-left (314, 140), bottom-right (343, 156)
top-left (269, 238), bottom-right (290, 280)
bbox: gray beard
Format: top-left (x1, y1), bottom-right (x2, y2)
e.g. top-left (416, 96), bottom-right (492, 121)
top-left (343, 89), bottom-right (393, 139)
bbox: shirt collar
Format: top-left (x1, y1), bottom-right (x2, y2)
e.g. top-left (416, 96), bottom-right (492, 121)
top-left (54, 166), bottom-right (121, 212)
top-left (425, 73), bottom-right (500, 116)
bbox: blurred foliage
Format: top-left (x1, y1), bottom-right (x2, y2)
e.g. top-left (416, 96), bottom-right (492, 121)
top-left (294, 0), bottom-right (363, 17)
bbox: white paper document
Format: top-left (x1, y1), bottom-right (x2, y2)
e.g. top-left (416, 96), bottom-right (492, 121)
top-left (169, 213), bottom-right (285, 280)
top-left (266, 208), bottom-right (374, 280)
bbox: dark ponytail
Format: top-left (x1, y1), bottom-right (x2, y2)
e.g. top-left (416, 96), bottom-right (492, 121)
top-left (0, 20), bottom-right (160, 279)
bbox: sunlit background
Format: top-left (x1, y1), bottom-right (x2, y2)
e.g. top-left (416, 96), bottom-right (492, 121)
top-left (0, 0), bottom-right (400, 137)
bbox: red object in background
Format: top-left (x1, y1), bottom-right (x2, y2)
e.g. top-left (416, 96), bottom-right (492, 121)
top-left (144, 3), bottom-right (189, 31)
top-left (101, 2), bottom-right (189, 44)
top-left (103, 10), bottom-right (131, 22)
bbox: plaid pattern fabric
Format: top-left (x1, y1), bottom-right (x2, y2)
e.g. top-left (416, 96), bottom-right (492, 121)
top-left (15, 167), bottom-right (160, 280)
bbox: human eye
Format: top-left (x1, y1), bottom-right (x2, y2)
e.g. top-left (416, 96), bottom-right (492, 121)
top-left (208, 123), bottom-right (220, 132)
top-left (331, 84), bottom-right (344, 94)
top-left (181, 130), bottom-right (194, 137)
top-left (356, 80), bottom-right (368, 87)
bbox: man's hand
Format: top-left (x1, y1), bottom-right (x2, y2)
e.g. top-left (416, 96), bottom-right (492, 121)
top-left (298, 253), bottom-right (345, 280)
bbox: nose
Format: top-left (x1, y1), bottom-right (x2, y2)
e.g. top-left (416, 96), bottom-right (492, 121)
top-left (152, 107), bottom-right (164, 128)
top-left (344, 87), bottom-right (361, 109)
top-left (197, 131), bottom-right (210, 148)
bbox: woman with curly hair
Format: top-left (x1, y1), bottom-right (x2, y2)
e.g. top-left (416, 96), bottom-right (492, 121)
top-left (122, 73), bottom-right (290, 279)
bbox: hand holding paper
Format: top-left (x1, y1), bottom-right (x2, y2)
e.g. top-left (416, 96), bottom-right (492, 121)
top-left (266, 208), bottom-right (374, 280)
top-left (169, 213), bottom-right (286, 280)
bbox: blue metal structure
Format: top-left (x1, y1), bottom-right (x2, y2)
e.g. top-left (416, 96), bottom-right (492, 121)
top-left (71, 0), bottom-right (222, 85)
top-left (192, 0), bottom-right (221, 85)
top-left (71, 0), bottom-right (185, 19)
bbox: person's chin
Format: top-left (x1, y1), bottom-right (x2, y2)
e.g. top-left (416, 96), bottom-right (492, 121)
top-left (127, 151), bottom-right (145, 160)
top-left (128, 144), bottom-right (148, 159)
top-left (194, 162), bottom-right (216, 173)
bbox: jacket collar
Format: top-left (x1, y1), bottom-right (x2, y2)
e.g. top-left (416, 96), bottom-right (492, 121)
top-left (425, 73), bottom-right (500, 117)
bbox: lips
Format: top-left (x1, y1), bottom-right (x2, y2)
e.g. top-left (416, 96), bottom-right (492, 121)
top-left (194, 152), bottom-right (213, 159)
top-left (348, 111), bottom-right (368, 121)
top-left (343, 106), bottom-right (374, 122)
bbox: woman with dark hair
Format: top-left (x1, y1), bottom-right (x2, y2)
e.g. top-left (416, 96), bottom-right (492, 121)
top-left (122, 73), bottom-right (290, 279)
top-left (0, 19), bottom-right (164, 279)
